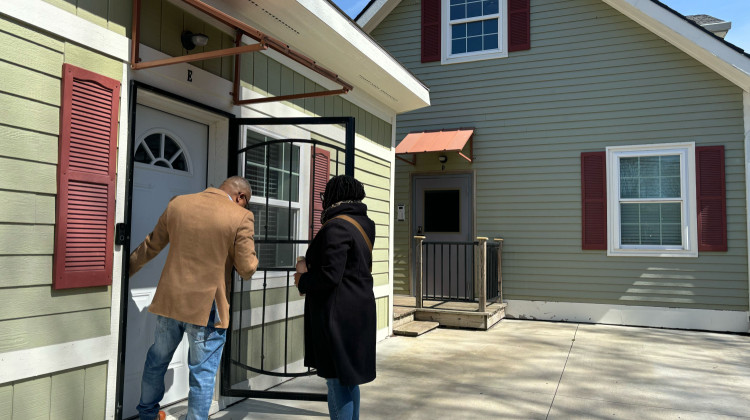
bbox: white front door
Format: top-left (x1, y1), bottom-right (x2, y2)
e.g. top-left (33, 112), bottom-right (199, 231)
top-left (413, 174), bottom-right (473, 299)
top-left (123, 105), bottom-right (208, 418)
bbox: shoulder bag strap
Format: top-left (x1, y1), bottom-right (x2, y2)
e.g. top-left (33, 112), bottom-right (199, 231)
top-left (325, 214), bottom-right (374, 273)
top-left (332, 214), bottom-right (373, 252)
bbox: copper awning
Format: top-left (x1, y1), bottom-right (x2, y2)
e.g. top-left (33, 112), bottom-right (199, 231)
top-left (395, 129), bottom-right (474, 165)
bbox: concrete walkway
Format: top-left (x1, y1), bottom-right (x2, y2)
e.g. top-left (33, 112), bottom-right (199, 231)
top-left (211, 320), bottom-right (750, 419)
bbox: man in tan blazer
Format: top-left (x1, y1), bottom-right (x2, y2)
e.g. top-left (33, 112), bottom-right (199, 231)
top-left (130, 176), bottom-right (258, 420)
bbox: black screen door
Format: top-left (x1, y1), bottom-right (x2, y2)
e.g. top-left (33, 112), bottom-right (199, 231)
top-left (221, 117), bottom-right (354, 401)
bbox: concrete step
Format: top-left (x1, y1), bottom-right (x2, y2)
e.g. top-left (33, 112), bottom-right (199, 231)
top-left (393, 305), bottom-right (417, 329)
top-left (393, 313), bottom-right (414, 329)
top-left (393, 320), bottom-right (440, 337)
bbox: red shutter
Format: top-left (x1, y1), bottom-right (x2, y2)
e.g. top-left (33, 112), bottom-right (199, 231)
top-left (696, 146), bottom-right (727, 251)
top-left (581, 152), bottom-right (607, 250)
top-left (53, 64), bottom-right (121, 289)
top-left (310, 148), bottom-right (331, 238)
top-left (508, 0), bottom-right (530, 52)
top-left (421, 0), bottom-right (441, 63)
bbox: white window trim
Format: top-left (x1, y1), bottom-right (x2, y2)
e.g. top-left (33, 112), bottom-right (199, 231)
top-left (606, 142), bottom-right (698, 257)
top-left (441, 0), bottom-right (508, 64)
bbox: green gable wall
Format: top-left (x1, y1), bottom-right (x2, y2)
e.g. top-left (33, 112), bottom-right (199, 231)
top-left (374, 0), bottom-right (748, 310)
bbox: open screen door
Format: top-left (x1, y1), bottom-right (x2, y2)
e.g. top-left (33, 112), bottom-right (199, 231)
top-left (222, 117), bottom-right (354, 401)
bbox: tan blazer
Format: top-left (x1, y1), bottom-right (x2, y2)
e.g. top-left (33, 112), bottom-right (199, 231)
top-left (130, 187), bottom-right (258, 329)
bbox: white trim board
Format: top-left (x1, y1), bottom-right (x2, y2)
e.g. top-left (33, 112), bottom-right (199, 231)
top-left (0, 336), bottom-right (111, 384)
top-left (0, 0), bottom-right (129, 62)
top-left (505, 300), bottom-right (750, 333)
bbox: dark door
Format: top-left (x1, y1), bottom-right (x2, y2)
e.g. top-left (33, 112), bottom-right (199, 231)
top-left (221, 117), bottom-right (354, 401)
top-left (413, 174), bottom-right (473, 300)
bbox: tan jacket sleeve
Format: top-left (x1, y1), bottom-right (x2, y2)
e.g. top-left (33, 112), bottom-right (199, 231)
top-left (129, 206), bottom-right (170, 277)
top-left (234, 211), bottom-right (258, 279)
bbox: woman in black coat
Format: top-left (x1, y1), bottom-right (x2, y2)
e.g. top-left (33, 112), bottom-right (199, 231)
top-left (294, 175), bottom-right (376, 420)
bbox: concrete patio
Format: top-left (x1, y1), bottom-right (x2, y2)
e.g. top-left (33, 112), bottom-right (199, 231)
top-left (207, 319), bottom-right (750, 419)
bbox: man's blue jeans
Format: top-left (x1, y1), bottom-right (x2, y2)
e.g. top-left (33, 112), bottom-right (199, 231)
top-left (326, 378), bottom-right (360, 420)
top-left (137, 304), bottom-right (226, 420)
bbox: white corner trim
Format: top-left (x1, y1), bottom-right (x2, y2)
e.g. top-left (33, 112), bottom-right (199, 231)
top-left (373, 284), bottom-right (390, 300)
top-left (601, 0), bottom-right (750, 92)
top-left (744, 91), bottom-right (750, 318)
top-left (377, 326), bottom-right (390, 341)
top-left (0, 336), bottom-right (112, 384)
top-left (0, 0), bottom-right (130, 62)
top-left (387, 128), bottom-right (396, 337)
top-left (505, 300), bottom-right (750, 333)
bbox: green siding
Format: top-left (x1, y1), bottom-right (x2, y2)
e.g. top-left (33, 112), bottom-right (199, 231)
top-left (3, 364), bottom-right (106, 420)
top-left (0, 18), bottom-right (119, 361)
top-left (375, 0), bottom-right (748, 310)
top-left (376, 296), bottom-right (389, 330)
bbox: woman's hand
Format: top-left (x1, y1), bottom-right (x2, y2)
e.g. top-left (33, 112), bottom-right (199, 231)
top-left (294, 258), bottom-right (307, 290)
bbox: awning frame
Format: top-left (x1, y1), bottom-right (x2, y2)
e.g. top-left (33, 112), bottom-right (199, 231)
top-left (395, 128), bottom-right (474, 166)
top-left (130, 0), bottom-right (353, 105)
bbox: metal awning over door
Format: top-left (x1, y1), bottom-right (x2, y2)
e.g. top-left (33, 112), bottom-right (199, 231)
top-left (222, 117), bottom-right (354, 401)
top-left (395, 129), bottom-right (474, 165)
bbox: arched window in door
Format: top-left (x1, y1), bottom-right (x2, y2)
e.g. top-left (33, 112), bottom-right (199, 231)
top-left (134, 131), bottom-right (190, 172)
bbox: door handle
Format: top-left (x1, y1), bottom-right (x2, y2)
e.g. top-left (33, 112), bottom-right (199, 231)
top-left (417, 225), bottom-right (423, 235)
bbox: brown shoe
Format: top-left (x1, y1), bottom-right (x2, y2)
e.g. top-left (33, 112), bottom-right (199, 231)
top-left (158, 411), bottom-right (166, 420)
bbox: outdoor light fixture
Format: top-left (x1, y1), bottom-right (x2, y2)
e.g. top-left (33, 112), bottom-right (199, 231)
top-left (438, 155), bottom-right (448, 163)
top-left (181, 31), bottom-right (209, 50)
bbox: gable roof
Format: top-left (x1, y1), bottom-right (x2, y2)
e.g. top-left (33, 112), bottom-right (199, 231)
top-left (357, 0), bottom-right (750, 92)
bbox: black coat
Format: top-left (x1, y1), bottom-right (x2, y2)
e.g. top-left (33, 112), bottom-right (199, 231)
top-left (297, 202), bottom-right (376, 386)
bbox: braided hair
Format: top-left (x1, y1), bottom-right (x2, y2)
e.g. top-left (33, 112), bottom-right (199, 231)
top-left (321, 175), bottom-right (365, 222)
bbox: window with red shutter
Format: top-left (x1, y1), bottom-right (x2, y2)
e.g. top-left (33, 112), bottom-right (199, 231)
top-left (54, 64), bottom-right (121, 289)
top-left (422, 0), bottom-right (441, 63)
top-left (581, 152), bottom-right (607, 250)
top-left (310, 148), bottom-right (331, 238)
top-left (696, 146), bottom-right (727, 251)
top-left (508, 0), bottom-right (531, 52)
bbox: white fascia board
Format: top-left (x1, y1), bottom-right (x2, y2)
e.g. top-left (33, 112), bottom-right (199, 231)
top-left (0, 0), bottom-right (129, 62)
top-left (602, 0), bottom-right (750, 93)
top-left (294, 0), bottom-right (430, 112)
top-left (357, 0), bottom-right (402, 33)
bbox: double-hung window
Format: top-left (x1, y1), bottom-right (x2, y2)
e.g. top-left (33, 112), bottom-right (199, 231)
top-left (606, 143), bottom-right (697, 257)
top-left (245, 130), bottom-right (301, 269)
top-left (443, 0), bottom-right (507, 64)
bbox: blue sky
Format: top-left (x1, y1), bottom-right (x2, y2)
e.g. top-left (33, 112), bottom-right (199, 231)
top-left (333, 0), bottom-right (750, 51)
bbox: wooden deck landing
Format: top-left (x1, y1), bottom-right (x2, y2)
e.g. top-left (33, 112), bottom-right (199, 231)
top-left (394, 295), bottom-right (506, 331)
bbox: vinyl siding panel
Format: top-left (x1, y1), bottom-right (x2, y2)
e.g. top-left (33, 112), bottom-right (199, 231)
top-left (376, 0), bottom-right (748, 309)
top-left (3, 363), bottom-right (107, 420)
top-left (0, 17), bottom-right (120, 368)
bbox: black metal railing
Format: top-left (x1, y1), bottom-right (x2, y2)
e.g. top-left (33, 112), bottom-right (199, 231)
top-left (421, 241), bottom-right (476, 302)
top-left (417, 238), bottom-right (504, 307)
